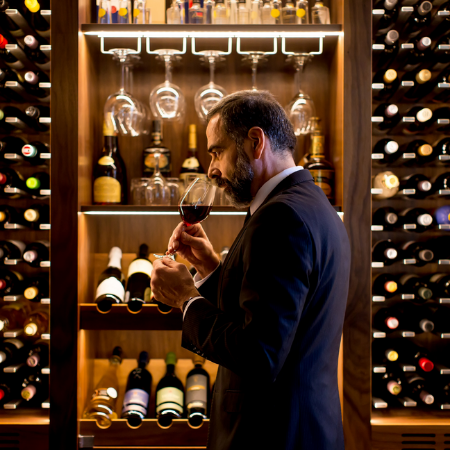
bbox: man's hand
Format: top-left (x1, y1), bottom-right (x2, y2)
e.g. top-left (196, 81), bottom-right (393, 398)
top-left (151, 257), bottom-right (200, 309)
top-left (167, 222), bottom-right (220, 279)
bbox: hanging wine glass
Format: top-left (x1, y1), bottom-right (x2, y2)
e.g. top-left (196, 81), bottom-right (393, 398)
top-left (194, 51), bottom-right (228, 122)
top-left (104, 50), bottom-right (147, 136)
top-left (149, 51), bottom-right (186, 122)
top-left (285, 53), bottom-right (316, 136)
top-left (146, 152), bottom-right (171, 205)
top-left (241, 52), bottom-right (267, 91)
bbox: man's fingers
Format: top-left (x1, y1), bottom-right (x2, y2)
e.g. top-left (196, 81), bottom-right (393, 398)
top-left (160, 256), bottom-right (178, 268)
top-left (180, 232), bottom-right (204, 249)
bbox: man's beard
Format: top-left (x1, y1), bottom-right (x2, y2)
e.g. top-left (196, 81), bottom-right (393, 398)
top-left (213, 145), bottom-right (254, 208)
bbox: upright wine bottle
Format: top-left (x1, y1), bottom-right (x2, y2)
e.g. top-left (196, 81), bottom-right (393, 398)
top-left (372, 273), bottom-right (399, 298)
top-left (186, 355), bottom-right (210, 428)
top-left (83, 346), bottom-right (123, 429)
top-left (95, 247), bottom-right (125, 313)
top-left (373, 30), bottom-right (400, 71)
top-left (372, 171), bottom-right (399, 199)
top-left (156, 352), bottom-right (185, 428)
top-left (23, 275), bottom-right (49, 302)
top-left (143, 120), bottom-right (172, 177)
top-left (121, 351), bottom-right (152, 429)
top-left (0, 268), bottom-right (23, 296)
top-left (372, 139), bottom-right (400, 164)
top-left (372, 207), bottom-right (399, 230)
top-left (0, 338), bottom-right (27, 368)
top-left (0, 240), bottom-right (25, 263)
top-left (401, 241), bottom-right (434, 266)
top-left (399, 174), bottom-right (432, 199)
top-left (24, 203), bottom-right (49, 227)
top-left (179, 124), bottom-right (206, 182)
top-left (93, 118), bottom-right (127, 205)
top-left (23, 309), bottom-right (48, 338)
top-left (21, 372), bottom-right (48, 403)
top-left (23, 240), bottom-right (49, 267)
top-left (399, 207), bottom-right (433, 232)
top-left (0, 301), bottom-right (31, 332)
top-left (401, 1), bottom-right (433, 38)
top-left (372, 239), bottom-right (398, 265)
top-left (399, 274), bottom-right (433, 302)
top-left (26, 339), bottom-right (49, 368)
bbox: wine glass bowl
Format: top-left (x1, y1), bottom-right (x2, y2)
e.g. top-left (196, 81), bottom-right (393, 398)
top-left (149, 52), bottom-right (186, 122)
top-left (179, 178), bottom-right (216, 227)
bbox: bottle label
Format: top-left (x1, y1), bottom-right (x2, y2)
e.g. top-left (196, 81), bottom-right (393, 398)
top-left (98, 156), bottom-right (115, 166)
top-left (128, 259), bottom-right (153, 277)
top-left (144, 153), bottom-right (171, 173)
top-left (181, 157), bottom-right (200, 170)
top-left (311, 135), bottom-right (325, 156)
top-left (93, 177), bottom-right (121, 203)
top-left (156, 387), bottom-right (184, 414)
top-left (309, 169), bottom-right (334, 199)
top-left (95, 277), bottom-right (125, 302)
top-left (122, 388), bottom-right (149, 415)
top-left (186, 374), bottom-right (208, 408)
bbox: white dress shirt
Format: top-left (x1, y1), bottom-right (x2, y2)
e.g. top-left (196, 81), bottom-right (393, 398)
top-left (183, 165), bottom-right (304, 319)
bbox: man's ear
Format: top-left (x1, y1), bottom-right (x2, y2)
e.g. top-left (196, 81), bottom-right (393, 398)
top-left (248, 127), bottom-right (265, 159)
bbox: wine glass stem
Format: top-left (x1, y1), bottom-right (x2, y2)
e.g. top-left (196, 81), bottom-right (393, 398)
top-left (120, 59), bottom-right (126, 92)
top-left (209, 57), bottom-right (215, 84)
top-left (295, 66), bottom-right (301, 93)
top-left (165, 57), bottom-right (173, 83)
top-left (251, 60), bottom-right (258, 91)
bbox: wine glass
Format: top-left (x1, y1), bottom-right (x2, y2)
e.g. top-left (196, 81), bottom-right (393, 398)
top-left (241, 52), bottom-right (267, 91)
top-left (285, 53), bottom-right (316, 136)
top-left (194, 52), bottom-right (228, 122)
top-left (104, 50), bottom-right (147, 136)
top-left (146, 153), bottom-right (171, 205)
top-left (154, 178), bottom-right (216, 259)
top-left (149, 51), bottom-right (186, 122)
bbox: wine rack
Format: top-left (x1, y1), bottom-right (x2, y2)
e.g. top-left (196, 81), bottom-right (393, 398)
top-left (368, 1), bottom-right (450, 448)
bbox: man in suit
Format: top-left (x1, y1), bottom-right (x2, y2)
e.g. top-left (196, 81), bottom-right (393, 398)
top-left (151, 90), bottom-right (350, 450)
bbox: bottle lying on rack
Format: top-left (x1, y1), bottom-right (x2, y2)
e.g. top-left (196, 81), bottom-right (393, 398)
top-left (372, 239), bottom-right (398, 265)
top-left (399, 273), bottom-right (433, 302)
top-left (0, 269), bottom-right (23, 299)
top-left (399, 208), bottom-right (434, 232)
top-left (24, 203), bottom-right (49, 227)
top-left (372, 171), bottom-right (400, 199)
top-left (83, 346), bottom-right (123, 429)
top-left (373, 30), bottom-right (400, 71)
top-left (400, 241), bottom-right (434, 266)
top-left (429, 273), bottom-right (450, 299)
top-left (24, 0), bottom-right (51, 36)
top-left (372, 273), bottom-right (399, 299)
top-left (0, 205), bottom-right (26, 228)
top-left (95, 246), bottom-right (125, 313)
top-left (0, 301), bottom-right (30, 332)
top-left (22, 142), bottom-right (49, 164)
top-left (23, 275), bottom-right (49, 302)
top-left (25, 107), bottom-right (50, 132)
top-left (373, 370), bottom-right (403, 403)
top-left (25, 171), bottom-right (49, 193)
top-left (0, 0), bottom-right (32, 37)
top-left (399, 140), bottom-right (434, 165)
top-left (0, 68), bottom-right (28, 103)
top-left (0, 373), bottom-right (23, 405)
top-left (403, 107), bottom-right (433, 135)
top-left (372, 207), bottom-right (399, 230)
top-left (430, 35), bottom-right (450, 72)
top-left (23, 70), bottom-right (49, 98)
top-left (23, 309), bottom-right (48, 338)
top-left (396, 303), bottom-right (434, 334)
top-left (23, 240), bottom-right (49, 267)
top-left (21, 372), bottom-right (49, 404)
top-left (0, 239), bottom-right (25, 263)
top-left (1, 106), bottom-right (45, 131)
top-left (0, 137), bottom-right (28, 165)
top-left (399, 174), bottom-right (432, 199)
top-left (121, 351), bottom-right (152, 429)
top-left (186, 355), bottom-right (210, 428)
top-left (372, 339), bottom-right (401, 364)
top-left (372, 103), bottom-right (400, 131)
top-left (404, 373), bottom-right (435, 405)
top-left (403, 36), bottom-right (432, 72)
top-left (373, 0), bottom-right (398, 36)
top-left (0, 167), bottom-right (28, 197)
top-left (373, 306), bottom-right (400, 333)
top-left (26, 339), bottom-right (49, 368)
top-left (156, 352), bottom-right (185, 429)
top-left (400, 0), bottom-right (433, 38)
top-left (0, 337), bottom-right (28, 368)
top-left (431, 172), bottom-right (450, 195)
top-left (23, 34), bottom-right (49, 65)
top-left (402, 69), bottom-right (432, 101)
top-left (372, 69), bottom-right (399, 101)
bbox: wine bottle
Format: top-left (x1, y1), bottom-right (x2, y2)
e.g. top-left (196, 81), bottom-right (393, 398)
top-left (403, 36), bottom-right (432, 72)
top-left (23, 35), bottom-right (50, 65)
top-left (23, 275), bottom-right (49, 302)
top-left (186, 355), bottom-right (210, 428)
top-left (0, 268), bottom-right (23, 297)
top-left (372, 207), bottom-right (399, 230)
top-left (401, 241), bottom-right (434, 266)
top-left (125, 244), bottom-right (153, 313)
top-left (25, 171), bottom-right (49, 193)
top-left (23, 240), bottom-right (49, 267)
top-left (399, 207), bottom-right (433, 232)
top-left (399, 274), bottom-right (433, 302)
top-left (373, 69), bottom-right (400, 101)
top-left (83, 346), bottom-right (122, 429)
top-left (0, 1), bottom-right (31, 37)
top-left (399, 139), bottom-right (434, 165)
top-left (402, 106), bottom-right (433, 134)
top-left (429, 273), bottom-right (450, 298)
top-left (0, 239), bottom-right (25, 263)
top-left (26, 339), bottom-right (48, 368)
top-left (24, 203), bottom-right (49, 226)
top-left (431, 305), bottom-right (450, 335)
top-left (179, 124), bottom-right (206, 182)
top-left (23, 71), bottom-right (49, 98)
top-left (0, 205), bottom-right (26, 227)
top-left (432, 138), bottom-right (450, 165)
top-left (0, 374), bottom-right (22, 405)
top-left (0, 301), bottom-right (31, 332)
top-left (373, 307), bottom-right (400, 332)
top-left (0, 68), bottom-right (27, 103)
top-left (402, 69), bottom-right (433, 101)
top-left (0, 167), bottom-right (28, 197)
top-left (373, 30), bottom-right (400, 71)
top-left (431, 172), bottom-right (450, 195)
top-left (372, 273), bottom-right (399, 298)
top-left (430, 69), bottom-right (450, 104)
top-left (404, 373), bottom-right (434, 405)
top-left (24, 0), bottom-right (51, 35)
top-left (372, 103), bottom-right (399, 131)
top-left (0, 338), bottom-right (27, 368)
top-left (401, 1), bottom-right (433, 38)
top-left (156, 352), bottom-right (185, 428)
top-left (93, 118), bottom-right (127, 205)
top-left (432, 107), bottom-right (450, 134)
top-left (0, 34), bottom-right (23, 66)
top-left (430, 35), bottom-right (450, 72)
top-left (95, 246), bottom-right (125, 313)
top-left (23, 309), bottom-right (48, 338)
top-left (399, 174), bottom-right (432, 199)
top-left (373, 0), bottom-right (398, 35)
top-left (24, 107), bottom-right (50, 132)
top-left (372, 171), bottom-right (399, 199)
top-left (303, 119), bottom-right (335, 203)
top-left (0, 136), bottom-right (27, 164)
top-left (143, 120), bottom-right (172, 177)
top-left (21, 372), bottom-right (49, 403)
top-left (372, 239), bottom-right (398, 265)
top-left (121, 351), bottom-right (152, 429)
top-left (373, 370), bottom-right (403, 400)
top-left (397, 303), bottom-right (434, 334)
top-left (437, 380), bottom-right (450, 408)
top-left (372, 339), bottom-right (401, 364)
top-left (372, 139), bottom-right (400, 165)
top-left (21, 141), bottom-right (49, 165)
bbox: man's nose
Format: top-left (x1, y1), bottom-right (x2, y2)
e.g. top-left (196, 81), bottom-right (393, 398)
top-left (208, 161), bottom-right (221, 179)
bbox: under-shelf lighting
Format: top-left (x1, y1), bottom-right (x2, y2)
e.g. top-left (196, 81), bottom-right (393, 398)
top-left (81, 211), bottom-right (247, 216)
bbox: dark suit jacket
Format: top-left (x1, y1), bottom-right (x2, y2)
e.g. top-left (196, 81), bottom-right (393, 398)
top-left (182, 169), bottom-right (350, 450)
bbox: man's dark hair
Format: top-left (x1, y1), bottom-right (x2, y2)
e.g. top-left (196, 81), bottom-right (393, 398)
top-left (206, 90), bottom-right (297, 155)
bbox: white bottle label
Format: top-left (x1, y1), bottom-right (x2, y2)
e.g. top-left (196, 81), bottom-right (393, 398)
top-left (186, 374), bottom-right (208, 408)
top-left (128, 259), bottom-right (153, 277)
top-left (95, 277), bottom-right (125, 302)
top-left (156, 387), bottom-right (184, 414)
top-left (122, 388), bottom-right (149, 415)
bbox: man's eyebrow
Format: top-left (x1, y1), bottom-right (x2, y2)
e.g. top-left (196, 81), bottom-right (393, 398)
top-left (207, 145), bottom-right (224, 154)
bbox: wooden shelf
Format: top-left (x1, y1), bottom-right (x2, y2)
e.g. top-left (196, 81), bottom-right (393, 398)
top-left (371, 409), bottom-right (450, 426)
top-left (0, 408), bottom-right (49, 425)
top-left (80, 205), bottom-right (246, 215)
top-left (79, 304), bottom-right (183, 330)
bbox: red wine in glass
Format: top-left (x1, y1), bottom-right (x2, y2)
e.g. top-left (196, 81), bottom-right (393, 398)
top-left (179, 204), bottom-right (213, 226)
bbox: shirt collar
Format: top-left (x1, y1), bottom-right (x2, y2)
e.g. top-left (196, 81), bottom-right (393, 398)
top-left (249, 166), bottom-right (304, 216)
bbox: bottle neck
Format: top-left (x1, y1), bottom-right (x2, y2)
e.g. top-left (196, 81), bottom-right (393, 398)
top-left (103, 135), bottom-right (118, 154)
top-left (310, 134), bottom-right (325, 158)
top-left (166, 363), bottom-right (175, 375)
top-left (108, 253), bottom-right (122, 270)
top-left (151, 132), bottom-right (162, 146)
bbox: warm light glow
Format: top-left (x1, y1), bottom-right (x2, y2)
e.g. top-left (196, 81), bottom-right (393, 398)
top-left (82, 211), bottom-right (247, 216)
